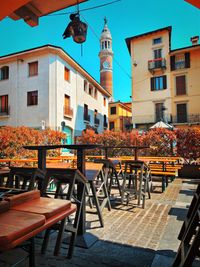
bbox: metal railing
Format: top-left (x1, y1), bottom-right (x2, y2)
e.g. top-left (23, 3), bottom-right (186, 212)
top-left (172, 114), bottom-right (200, 124)
top-left (103, 121), bottom-right (108, 128)
top-left (94, 117), bottom-right (100, 126)
top-left (148, 58), bottom-right (166, 71)
top-left (84, 114), bottom-right (90, 122)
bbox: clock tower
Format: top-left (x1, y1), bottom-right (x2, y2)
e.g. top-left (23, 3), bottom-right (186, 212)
top-left (99, 17), bottom-right (113, 97)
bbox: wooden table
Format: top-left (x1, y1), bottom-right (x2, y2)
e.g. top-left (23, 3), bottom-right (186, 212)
top-left (102, 146), bottom-right (150, 160)
top-left (23, 144), bottom-right (101, 248)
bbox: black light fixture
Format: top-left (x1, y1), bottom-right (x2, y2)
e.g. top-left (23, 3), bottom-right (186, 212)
top-left (62, 12), bottom-right (88, 44)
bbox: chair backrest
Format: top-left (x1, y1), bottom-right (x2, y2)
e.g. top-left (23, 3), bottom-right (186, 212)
top-left (6, 167), bottom-right (46, 191)
top-left (43, 168), bottom-right (87, 228)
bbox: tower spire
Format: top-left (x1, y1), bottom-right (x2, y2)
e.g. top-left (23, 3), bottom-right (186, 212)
top-left (99, 18), bottom-right (113, 98)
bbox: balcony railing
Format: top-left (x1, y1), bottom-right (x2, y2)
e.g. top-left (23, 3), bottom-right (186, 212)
top-left (133, 114), bottom-right (172, 125)
top-left (175, 61), bottom-right (186, 70)
top-left (94, 117), bottom-right (100, 126)
top-left (84, 114), bottom-right (90, 123)
top-left (103, 121), bottom-right (108, 128)
top-left (63, 106), bottom-right (73, 117)
top-left (148, 58), bottom-right (166, 72)
top-left (0, 106), bottom-right (10, 116)
top-left (172, 114), bottom-right (200, 124)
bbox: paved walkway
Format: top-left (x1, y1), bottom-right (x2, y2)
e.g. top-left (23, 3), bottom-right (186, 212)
top-left (1, 178), bottom-right (200, 267)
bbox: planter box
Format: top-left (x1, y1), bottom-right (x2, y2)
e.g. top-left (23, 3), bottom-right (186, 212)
top-left (178, 164), bottom-right (200, 178)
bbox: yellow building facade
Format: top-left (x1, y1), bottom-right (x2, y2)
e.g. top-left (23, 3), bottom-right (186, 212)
top-left (126, 26), bottom-right (200, 129)
top-left (108, 101), bottom-right (132, 132)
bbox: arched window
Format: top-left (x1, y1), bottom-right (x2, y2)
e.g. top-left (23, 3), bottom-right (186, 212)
top-left (105, 41), bottom-right (107, 49)
top-left (101, 42), bottom-right (104, 50)
top-left (0, 66), bottom-right (9, 80)
top-left (108, 41), bottom-right (110, 49)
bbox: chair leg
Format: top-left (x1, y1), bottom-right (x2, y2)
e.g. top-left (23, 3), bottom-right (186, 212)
top-left (41, 229), bottom-right (51, 254)
top-left (29, 237), bottom-right (35, 267)
top-left (54, 218), bottom-right (67, 256)
top-left (89, 181), bottom-right (104, 227)
top-left (67, 231), bottom-right (77, 259)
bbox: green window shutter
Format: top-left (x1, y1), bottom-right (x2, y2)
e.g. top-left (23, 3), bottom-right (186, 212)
top-left (185, 52), bottom-right (190, 68)
top-left (150, 77), bottom-right (155, 91)
top-left (163, 75), bottom-right (167, 89)
top-left (170, 55), bottom-right (175, 71)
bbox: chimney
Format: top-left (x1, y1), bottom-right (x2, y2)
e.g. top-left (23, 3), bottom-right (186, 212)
top-left (190, 36), bottom-right (199, 45)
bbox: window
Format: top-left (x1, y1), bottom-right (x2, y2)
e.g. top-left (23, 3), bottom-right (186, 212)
top-left (0, 95), bottom-right (8, 114)
top-left (84, 80), bottom-right (87, 92)
top-left (151, 75), bottom-right (167, 91)
top-left (64, 94), bottom-right (73, 117)
top-left (103, 97), bottom-right (106, 107)
top-left (108, 41), bottom-right (111, 49)
top-left (0, 66), bottom-right (9, 80)
top-left (154, 49), bottom-right (162, 59)
top-left (153, 37), bottom-right (162, 45)
top-left (27, 90), bottom-right (38, 106)
top-left (176, 75), bottom-right (186, 95)
top-left (28, 61), bottom-right (38, 77)
top-left (155, 103), bottom-right (164, 121)
top-left (105, 41), bottom-right (107, 49)
top-left (109, 121), bottom-right (115, 130)
top-left (84, 104), bottom-right (90, 121)
top-left (177, 103), bottom-right (187, 123)
top-left (170, 52), bottom-right (190, 71)
top-left (175, 54), bottom-right (185, 69)
top-left (64, 66), bottom-right (70, 81)
top-left (94, 88), bottom-right (97, 99)
top-left (103, 115), bottom-right (107, 127)
top-left (89, 84), bottom-right (93, 96)
top-left (110, 106), bottom-right (116, 115)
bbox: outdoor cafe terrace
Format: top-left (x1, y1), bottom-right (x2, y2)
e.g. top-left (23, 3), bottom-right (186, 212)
top-left (0, 140), bottom-right (200, 267)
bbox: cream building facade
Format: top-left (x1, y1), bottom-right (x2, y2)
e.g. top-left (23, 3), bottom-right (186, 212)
top-left (126, 26), bottom-right (200, 129)
top-left (0, 45), bottom-right (110, 143)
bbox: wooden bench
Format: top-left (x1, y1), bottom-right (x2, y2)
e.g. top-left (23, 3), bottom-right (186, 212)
top-left (0, 190), bottom-right (76, 266)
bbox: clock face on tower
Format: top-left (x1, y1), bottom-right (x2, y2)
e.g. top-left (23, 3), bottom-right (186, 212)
top-left (103, 60), bottom-right (110, 69)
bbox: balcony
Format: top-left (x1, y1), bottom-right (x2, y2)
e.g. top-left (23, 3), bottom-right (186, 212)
top-left (84, 114), bottom-right (90, 123)
top-left (172, 114), bottom-right (200, 124)
top-left (133, 114), bottom-right (172, 125)
top-left (94, 117), bottom-right (100, 126)
top-left (63, 106), bottom-right (73, 118)
top-left (148, 58), bottom-right (166, 73)
top-left (0, 106), bottom-right (10, 117)
top-left (103, 121), bottom-right (108, 129)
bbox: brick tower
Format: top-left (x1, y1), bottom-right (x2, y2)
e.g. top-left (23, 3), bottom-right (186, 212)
top-left (99, 17), bottom-right (113, 98)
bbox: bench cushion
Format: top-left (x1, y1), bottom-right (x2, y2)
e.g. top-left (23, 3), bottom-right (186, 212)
top-left (10, 197), bottom-right (72, 219)
top-left (0, 210), bottom-right (45, 249)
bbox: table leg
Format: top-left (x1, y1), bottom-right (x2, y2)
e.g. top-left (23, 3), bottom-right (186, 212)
top-left (38, 149), bottom-right (46, 171)
top-left (75, 148), bottom-right (98, 248)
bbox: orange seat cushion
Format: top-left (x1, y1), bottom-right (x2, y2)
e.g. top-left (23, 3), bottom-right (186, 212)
top-left (11, 197), bottom-right (72, 219)
top-left (0, 210), bottom-right (45, 250)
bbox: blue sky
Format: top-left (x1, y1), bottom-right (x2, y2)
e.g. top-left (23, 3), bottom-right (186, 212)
top-left (0, 0), bottom-right (199, 102)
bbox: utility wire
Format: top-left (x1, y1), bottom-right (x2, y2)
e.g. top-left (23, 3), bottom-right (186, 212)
top-left (47, 0), bottom-right (121, 16)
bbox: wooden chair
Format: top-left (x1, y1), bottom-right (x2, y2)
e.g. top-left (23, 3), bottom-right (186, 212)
top-left (6, 167), bottom-right (45, 191)
top-left (121, 160), bottom-right (151, 208)
top-left (85, 163), bottom-right (111, 227)
top-left (172, 183), bottom-right (200, 266)
top-left (41, 168), bottom-right (86, 259)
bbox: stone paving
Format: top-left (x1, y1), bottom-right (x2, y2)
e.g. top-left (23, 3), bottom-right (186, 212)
top-left (0, 178), bottom-right (199, 267)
